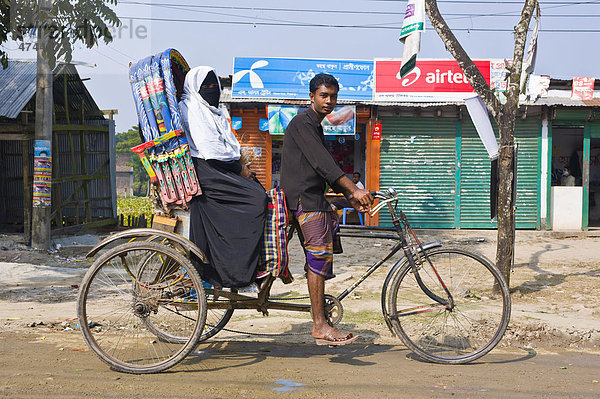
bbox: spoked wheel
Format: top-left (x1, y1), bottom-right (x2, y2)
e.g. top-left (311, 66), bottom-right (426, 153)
top-left (139, 237), bottom-right (235, 343)
top-left (77, 241), bottom-right (207, 374)
top-left (386, 248), bottom-right (510, 364)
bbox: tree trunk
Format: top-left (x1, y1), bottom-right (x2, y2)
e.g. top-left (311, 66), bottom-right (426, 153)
top-left (425, 0), bottom-right (538, 287)
top-left (495, 113), bottom-right (516, 285)
top-left (424, 0), bottom-right (500, 114)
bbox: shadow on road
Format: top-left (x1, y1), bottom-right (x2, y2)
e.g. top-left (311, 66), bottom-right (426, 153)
top-left (511, 243), bottom-right (600, 295)
top-left (169, 321), bottom-right (537, 374)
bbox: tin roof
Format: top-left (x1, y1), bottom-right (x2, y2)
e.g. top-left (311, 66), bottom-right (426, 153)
top-left (0, 60), bottom-right (37, 119)
top-left (524, 89), bottom-right (600, 107)
top-left (0, 59), bottom-right (104, 120)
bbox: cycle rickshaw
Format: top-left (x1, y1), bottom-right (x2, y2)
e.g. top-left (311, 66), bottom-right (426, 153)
top-left (76, 50), bottom-right (510, 374)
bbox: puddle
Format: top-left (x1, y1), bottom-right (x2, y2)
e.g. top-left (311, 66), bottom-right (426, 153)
top-left (272, 379), bottom-right (305, 392)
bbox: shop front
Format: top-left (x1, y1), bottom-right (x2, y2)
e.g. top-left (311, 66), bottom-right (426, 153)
top-left (226, 56), bottom-right (376, 193)
top-left (376, 108), bottom-right (541, 229)
top-left (548, 106), bottom-right (600, 230)
top-left (225, 57), bottom-right (600, 231)
top-left (229, 103), bottom-right (371, 191)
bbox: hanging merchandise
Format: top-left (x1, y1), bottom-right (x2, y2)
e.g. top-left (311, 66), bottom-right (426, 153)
top-left (128, 49), bottom-right (201, 210)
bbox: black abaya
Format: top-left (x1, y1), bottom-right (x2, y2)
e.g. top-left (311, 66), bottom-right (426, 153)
top-left (189, 158), bottom-right (267, 288)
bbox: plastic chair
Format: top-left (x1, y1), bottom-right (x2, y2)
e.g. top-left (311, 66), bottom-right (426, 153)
top-left (342, 208), bottom-right (364, 225)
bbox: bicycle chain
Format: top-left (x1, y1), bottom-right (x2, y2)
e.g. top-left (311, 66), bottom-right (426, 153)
top-left (217, 325), bottom-right (312, 337)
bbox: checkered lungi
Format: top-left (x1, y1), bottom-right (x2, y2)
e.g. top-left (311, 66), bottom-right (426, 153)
top-left (292, 200), bottom-right (339, 280)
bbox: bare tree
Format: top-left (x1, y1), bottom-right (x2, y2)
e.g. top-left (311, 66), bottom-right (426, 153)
top-left (424, 0), bottom-right (538, 286)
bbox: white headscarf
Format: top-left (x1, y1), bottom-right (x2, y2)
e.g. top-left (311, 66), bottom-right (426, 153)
top-left (179, 66), bottom-right (241, 161)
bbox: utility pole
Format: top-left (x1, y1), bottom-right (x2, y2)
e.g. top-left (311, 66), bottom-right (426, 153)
top-left (31, 0), bottom-right (53, 250)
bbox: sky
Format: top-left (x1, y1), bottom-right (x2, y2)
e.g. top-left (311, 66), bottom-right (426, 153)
top-left (4, 0), bottom-right (600, 133)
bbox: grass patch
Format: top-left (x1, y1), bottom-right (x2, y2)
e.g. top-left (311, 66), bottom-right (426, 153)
top-left (343, 309), bottom-right (386, 325)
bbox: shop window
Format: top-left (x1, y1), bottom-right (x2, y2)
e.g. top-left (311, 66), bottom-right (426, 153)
top-left (325, 138), bottom-right (355, 175)
top-left (551, 127), bottom-right (583, 186)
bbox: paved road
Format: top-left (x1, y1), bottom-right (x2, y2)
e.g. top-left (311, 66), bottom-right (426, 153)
top-left (1, 331), bottom-right (599, 398)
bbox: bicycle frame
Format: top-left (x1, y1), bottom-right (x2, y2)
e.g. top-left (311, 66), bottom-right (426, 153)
top-left (374, 191), bottom-right (454, 310)
top-left (202, 190), bottom-right (452, 315)
top-left (88, 191), bottom-right (454, 317)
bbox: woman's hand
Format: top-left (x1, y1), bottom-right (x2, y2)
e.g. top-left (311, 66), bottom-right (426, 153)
top-left (241, 164), bottom-right (256, 180)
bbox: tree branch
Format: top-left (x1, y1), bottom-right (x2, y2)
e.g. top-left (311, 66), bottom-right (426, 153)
top-left (425, 0), bottom-right (501, 117)
top-left (504, 0), bottom-right (538, 114)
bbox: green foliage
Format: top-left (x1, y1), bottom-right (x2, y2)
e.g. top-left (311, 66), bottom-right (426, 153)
top-left (1, 0), bottom-right (120, 69)
top-left (117, 196), bottom-right (152, 217)
top-left (117, 196), bottom-right (152, 226)
top-left (116, 125), bottom-right (149, 196)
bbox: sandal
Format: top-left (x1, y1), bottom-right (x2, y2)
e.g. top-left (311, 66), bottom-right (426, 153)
top-left (315, 333), bottom-right (359, 346)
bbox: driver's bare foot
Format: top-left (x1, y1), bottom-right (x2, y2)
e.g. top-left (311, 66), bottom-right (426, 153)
top-left (313, 325), bottom-right (359, 346)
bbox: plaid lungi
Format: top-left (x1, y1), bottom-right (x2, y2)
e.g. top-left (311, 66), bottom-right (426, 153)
top-left (292, 200), bottom-right (339, 280)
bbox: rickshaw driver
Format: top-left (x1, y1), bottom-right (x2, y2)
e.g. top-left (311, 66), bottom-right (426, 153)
top-left (280, 73), bottom-right (373, 346)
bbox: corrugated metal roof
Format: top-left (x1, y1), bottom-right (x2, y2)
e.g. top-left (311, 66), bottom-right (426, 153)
top-left (0, 60), bottom-right (104, 121)
top-left (53, 63), bottom-right (104, 121)
top-left (0, 60), bottom-right (37, 119)
top-left (524, 89), bottom-right (600, 107)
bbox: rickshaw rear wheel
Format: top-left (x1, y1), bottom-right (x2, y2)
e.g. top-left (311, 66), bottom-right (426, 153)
top-left (77, 241), bottom-right (207, 374)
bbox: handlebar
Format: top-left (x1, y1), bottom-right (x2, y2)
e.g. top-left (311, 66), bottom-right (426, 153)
top-left (369, 188), bottom-right (401, 217)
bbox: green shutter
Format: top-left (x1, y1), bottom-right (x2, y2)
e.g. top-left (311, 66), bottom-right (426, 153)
top-left (460, 118), bottom-right (498, 228)
top-left (554, 108), bottom-right (591, 121)
top-left (379, 117), bottom-right (456, 228)
top-left (460, 118), bottom-right (540, 229)
top-left (514, 119), bottom-right (541, 229)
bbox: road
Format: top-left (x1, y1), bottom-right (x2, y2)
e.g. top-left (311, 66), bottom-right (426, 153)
top-left (1, 231), bottom-right (599, 398)
top-left (0, 330), bottom-right (599, 398)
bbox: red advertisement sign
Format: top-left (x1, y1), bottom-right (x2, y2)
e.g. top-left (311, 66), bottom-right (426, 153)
top-left (572, 77), bottom-right (595, 100)
top-left (372, 124), bottom-right (382, 140)
top-left (374, 59), bottom-right (491, 101)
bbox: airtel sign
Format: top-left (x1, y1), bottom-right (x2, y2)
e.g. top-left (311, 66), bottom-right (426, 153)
top-left (374, 59), bottom-right (492, 101)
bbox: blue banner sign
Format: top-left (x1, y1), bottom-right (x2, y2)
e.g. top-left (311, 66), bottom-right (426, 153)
top-left (232, 57), bottom-right (374, 101)
top-left (231, 117), bottom-right (242, 130)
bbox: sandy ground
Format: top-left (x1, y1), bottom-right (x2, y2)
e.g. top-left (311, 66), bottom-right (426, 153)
top-left (0, 230), bottom-right (599, 397)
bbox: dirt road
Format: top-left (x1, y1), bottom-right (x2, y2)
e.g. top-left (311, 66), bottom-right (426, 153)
top-left (0, 230), bottom-right (599, 397)
top-left (1, 329), bottom-right (599, 398)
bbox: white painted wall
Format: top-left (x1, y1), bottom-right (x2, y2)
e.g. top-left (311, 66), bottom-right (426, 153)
top-left (550, 186), bottom-right (583, 231)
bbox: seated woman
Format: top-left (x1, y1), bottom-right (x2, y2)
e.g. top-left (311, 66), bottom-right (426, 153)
top-left (179, 66), bottom-right (267, 288)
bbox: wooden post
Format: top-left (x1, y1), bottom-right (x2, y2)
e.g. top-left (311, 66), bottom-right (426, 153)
top-left (81, 101), bottom-right (91, 223)
top-left (31, 0), bottom-right (53, 250)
